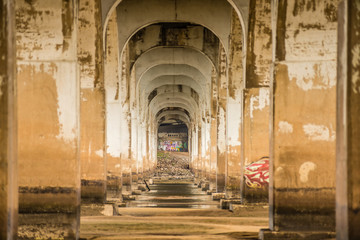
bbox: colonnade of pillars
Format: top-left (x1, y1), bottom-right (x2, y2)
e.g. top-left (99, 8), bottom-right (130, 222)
top-left (0, 0), bottom-right (360, 239)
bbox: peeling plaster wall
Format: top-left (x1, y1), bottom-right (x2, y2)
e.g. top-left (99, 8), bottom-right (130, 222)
top-left (105, 11), bottom-right (122, 200)
top-left (130, 67), bottom-right (139, 188)
top-left (216, 46), bottom-right (227, 193)
top-left (270, 0), bottom-right (338, 231)
top-left (15, 0), bottom-right (79, 238)
top-left (246, 0), bottom-right (272, 88)
top-left (226, 9), bottom-right (243, 199)
top-left (118, 45), bottom-right (132, 194)
top-left (242, 87), bottom-right (270, 201)
top-left (79, 0), bottom-right (106, 203)
top-left (209, 69), bottom-right (218, 192)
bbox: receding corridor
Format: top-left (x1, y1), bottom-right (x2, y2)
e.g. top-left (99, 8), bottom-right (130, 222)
top-left (1, 0), bottom-right (360, 239)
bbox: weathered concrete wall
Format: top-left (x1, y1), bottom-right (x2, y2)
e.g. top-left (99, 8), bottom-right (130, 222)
top-left (242, 88), bottom-right (270, 201)
top-left (130, 66), bottom-right (139, 190)
top-left (246, 0), bottom-right (272, 88)
top-left (16, 0), bottom-right (80, 238)
top-left (241, 0), bottom-right (272, 203)
top-left (118, 45), bottom-right (132, 195)
top-left (226, 9), bottom-right (244, 199)
top-left (0, 0), bottom-right (18, 238)
top-left (216, 46), bottom-right (228, 193)
top-left (78, 0), bottom-right (106, 203)
top-left (105, 10), bottom-right (122, 201)
top-left (267, 0), bottom-right (338, 235)
top-left (209, 68), bottom-right (218, 192)
top-left (336, 1), bottom-right (360, 239)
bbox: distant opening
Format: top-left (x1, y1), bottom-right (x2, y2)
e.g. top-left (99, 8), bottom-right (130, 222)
top-left (157, 121), bottom-right (188, 152)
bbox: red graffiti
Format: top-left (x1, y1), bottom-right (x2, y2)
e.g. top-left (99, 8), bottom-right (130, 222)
top-left (244, 157), bottom-right (269, 188)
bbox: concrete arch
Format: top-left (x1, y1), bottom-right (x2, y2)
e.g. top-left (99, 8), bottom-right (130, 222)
top-left (152, 104), bottom-right (193, 119)
top-left (133, 47), bottom-right (214, 83)
top-left (145, 100), bottom-right (196, 123)
top-left (110, 0), bottom-right (232, 54)
top-left (127, 23), bottom-right (220, 70)
top-left (156, 109), bottom-right (191, 122)
top-left (150, 101), bottom-right (196, 122)
top-left (138, 65), bottom-right (210, 101)
top-left (149, 92), bottom-right (198, 114)
top-left (156, 112), bottom-right (191, 126)
top-left (142, 75), bottom-right (204, 103)
top-left (145, 84), bottom-right (201, 107)
top-left (101, 0), bottom-right (249, 52)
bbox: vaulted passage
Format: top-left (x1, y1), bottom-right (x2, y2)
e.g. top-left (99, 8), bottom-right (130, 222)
top-left (1, 0), bottom-right (360, 239)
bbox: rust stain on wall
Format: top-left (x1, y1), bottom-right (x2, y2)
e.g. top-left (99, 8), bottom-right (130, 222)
top-left (276, 0), bottom-right (287, 61)
top-left (61, 0), bottom-right (73, 52)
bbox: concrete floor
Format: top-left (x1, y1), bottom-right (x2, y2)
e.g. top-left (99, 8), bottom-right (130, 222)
top-left (80, 180), bottom-right (268, 239)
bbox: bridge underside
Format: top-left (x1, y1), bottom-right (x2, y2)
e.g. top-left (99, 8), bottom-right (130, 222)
top-left (1, 0), bottom-right (359, 239)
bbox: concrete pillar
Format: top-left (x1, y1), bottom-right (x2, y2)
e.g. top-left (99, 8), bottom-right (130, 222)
top-left (118, 45), bottom-right (132, 195)
top-left (216, 46), bottom-right (228, 193)
top-left (336, 1), bottom-right (360, 239)
top-left (225, 9), bottom-right (244, 200)
top-left (105, 10), bottom-right (122, 201)
top-left (0, 0), bottom-right (17, 238)
top-left (210, 69), bottom-right (218, 192)
top-left (241, 0), bottom-right (272, 203)
top-left (79, 0), bottom-right (106, 203)
top-left (16, 0), bottom-right (80, 238)
top-left (204, 117), bottom-right (211, 183)
top-left (261, 1), bottom-right (337, 239)
top-left (197, 123), bottom-right (202, 181)
top-left (242, 88), bottom-right (270, 202)
top-left (130, 67), bottom-right (138, 190)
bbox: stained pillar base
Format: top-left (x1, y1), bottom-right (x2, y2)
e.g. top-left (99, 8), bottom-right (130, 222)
top-left (259, 229), bottom-right (335, 240)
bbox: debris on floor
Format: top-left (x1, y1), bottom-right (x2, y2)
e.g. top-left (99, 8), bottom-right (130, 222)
top-left (154, 151), bottom-right (194, 179)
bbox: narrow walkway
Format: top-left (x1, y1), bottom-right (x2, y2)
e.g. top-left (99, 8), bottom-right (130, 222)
top-left (128, 180), bottom-right (218, 209)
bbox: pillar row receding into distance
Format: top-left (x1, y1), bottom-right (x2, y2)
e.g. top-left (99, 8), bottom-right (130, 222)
top-left (16, 0), bottom-right (80, 238)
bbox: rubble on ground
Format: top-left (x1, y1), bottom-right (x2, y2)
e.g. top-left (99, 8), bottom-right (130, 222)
top-left (154, 151), bottom-right (194, 179)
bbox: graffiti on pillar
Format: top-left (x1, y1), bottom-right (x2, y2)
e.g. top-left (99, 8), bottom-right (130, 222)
top-left (244, 157), bottom-right (269, 188)
top-left (158, 140), bottom-right (188, 152)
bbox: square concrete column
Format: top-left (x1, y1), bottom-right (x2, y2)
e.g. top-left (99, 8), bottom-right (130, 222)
top-left (225, 9), bottom-right (244, 200)
top-left (0, 0), bottom-right (18, 238)
top-left (105, 11), bottom-right (122, 201)
top-left (79, 0), bottom-right (106, 203)
top-left (118, 45), bottom-right (132, 196)
top-left (241, 88), bottom-right (270, 202)
top-left (209, 69), bottom-right (218, 192)
top-left (260, 1), bottom-right (337, 239)
top-left (216, 46), bottom-right (228, 193)
top-left (336, 1), bottom-right (360, 239)
top-left (16, 0), bottom-right (80, 238)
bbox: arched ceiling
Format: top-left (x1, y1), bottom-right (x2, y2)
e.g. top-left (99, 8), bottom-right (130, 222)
top-left (133, 47), bottom-right (214, 83)
top-left (101, 0), bottom-right (249, 49)
top-left (102, 0), bottom-right (247, 136)
top-left (115, 0), bottom-right (232, 53)
top-left (128, 23), bottom-right (220, 71)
